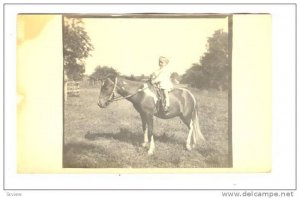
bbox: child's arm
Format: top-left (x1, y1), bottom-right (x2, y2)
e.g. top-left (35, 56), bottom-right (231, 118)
top-left (150, 69), bottom-right (161, 84)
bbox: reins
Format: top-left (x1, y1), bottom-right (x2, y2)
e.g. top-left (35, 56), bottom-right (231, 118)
top-left (106, 77), bottom-right (148, 103)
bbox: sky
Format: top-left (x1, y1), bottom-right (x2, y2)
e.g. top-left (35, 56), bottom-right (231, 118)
top-left (82, 17), bottom-right (228, 76)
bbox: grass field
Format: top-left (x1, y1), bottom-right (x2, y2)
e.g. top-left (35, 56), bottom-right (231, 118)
top-left (64, 86), bottom-right (230, 168)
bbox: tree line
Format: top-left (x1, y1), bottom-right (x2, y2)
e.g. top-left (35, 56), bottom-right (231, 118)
top-left (63, 17), bottom-right (229, 90)
top-left (181, 30), bottom-right (229, 90)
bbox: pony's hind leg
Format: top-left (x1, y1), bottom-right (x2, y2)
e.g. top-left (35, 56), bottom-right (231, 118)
top-left (180, 114), bottom-right (193, 151)
top-left (186, 120), bottom-right (194, 151)
top-left (192, 127), bottom-right (197, 148)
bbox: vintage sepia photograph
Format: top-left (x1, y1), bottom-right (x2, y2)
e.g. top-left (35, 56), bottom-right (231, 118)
top-left (63, 14), bottom-right (231, 168)
top-left (11, 2), bottom-right (294, 192)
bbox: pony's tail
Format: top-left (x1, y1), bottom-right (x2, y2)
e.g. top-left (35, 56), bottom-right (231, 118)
top-left (192, 107), bottom-right (205, 145)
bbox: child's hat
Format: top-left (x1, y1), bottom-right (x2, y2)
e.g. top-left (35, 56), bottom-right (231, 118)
top-left (159, 56), bottom-right (169, 64)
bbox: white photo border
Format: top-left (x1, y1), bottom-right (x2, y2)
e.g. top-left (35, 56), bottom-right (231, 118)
top-left (2, 2), bottom-right (297, 191)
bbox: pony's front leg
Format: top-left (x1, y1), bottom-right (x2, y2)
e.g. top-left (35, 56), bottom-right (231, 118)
top-left (142, 127), bottom-right (148, 147)
top-left (146, 115), bottom-right (155, 155)
top-left (140, 113), bottom-right (149, 147)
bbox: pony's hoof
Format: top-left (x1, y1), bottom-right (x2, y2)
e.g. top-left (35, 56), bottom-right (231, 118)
top-left (186, 145), bottom-right (192, 151)
top-left (142, 142), bottom-right (148, 147)
top-left (147, 150), bottom-right (154, 155)
top-left (192, 144), bottom-right (196, 149)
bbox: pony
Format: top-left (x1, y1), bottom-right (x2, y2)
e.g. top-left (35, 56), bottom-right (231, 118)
top-left (97, 76), bottom-right (205, 155)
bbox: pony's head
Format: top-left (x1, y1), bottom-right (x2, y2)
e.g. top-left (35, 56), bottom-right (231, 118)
top-left (97, 77), bottom-right (116, 108)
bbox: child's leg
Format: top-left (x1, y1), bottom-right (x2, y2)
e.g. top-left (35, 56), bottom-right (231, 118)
top-left (163, 89), bottom-right (170, 109)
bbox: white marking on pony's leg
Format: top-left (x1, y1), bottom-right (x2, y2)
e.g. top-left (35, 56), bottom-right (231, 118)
top-left (148, 135), bottom-right (155, 155)
top-left (186, 120), bottom-right (193, 151)
top-left (142, 127), bottom-right (149, 147)
top-left (192, 129), bottom-right (196, 148)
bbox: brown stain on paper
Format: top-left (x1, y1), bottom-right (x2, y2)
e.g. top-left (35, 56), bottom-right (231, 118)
top-left (17, 15), bottom-right (56, 172)
top-left (17, 15), bottom-right (54, 45)
top-left (17, 15), bottom-right (54, 108)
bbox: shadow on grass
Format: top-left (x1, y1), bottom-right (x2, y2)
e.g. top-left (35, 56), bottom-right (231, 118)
top-left (84, 127), bottom-right (142, 146)
top-left (156, 132), bottom-right (184, 145)
top-left (84, 127), bottom-right (184, 147)
top-left (64, 132), bottom-right (229, 168)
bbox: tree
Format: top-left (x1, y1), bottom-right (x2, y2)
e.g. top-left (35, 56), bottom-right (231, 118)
top-left (63, 17), bottom-right (94, 80)
top-left (181, 63), bottom-right (206, 88)
top-left (201, 30), bottom-right (229, 90)
top-left (90, 66), bottom-right (119, 80)
top-left (182, 29), bottom-right (229, 90)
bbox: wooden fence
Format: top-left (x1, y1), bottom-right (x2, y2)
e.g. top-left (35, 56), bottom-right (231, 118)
top-left (65, 81), bottom-right (80, 101)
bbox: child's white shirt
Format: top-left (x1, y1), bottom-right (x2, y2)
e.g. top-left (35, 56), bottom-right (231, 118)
top-left (152, 66), bottom-right (173, 90)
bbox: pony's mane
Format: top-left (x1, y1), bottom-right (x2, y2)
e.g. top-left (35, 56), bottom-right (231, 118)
top-left (118, 77), bottom-right (146, 86)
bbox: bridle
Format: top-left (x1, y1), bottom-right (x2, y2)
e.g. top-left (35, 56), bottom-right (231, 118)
top-left (103, 77), bottom-right (148, 104)
top-left (107, 77), bottom-right (118, 102)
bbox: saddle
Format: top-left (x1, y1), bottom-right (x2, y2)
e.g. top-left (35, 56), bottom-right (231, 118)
top-left (147, 82), bottom-right (168, 113)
